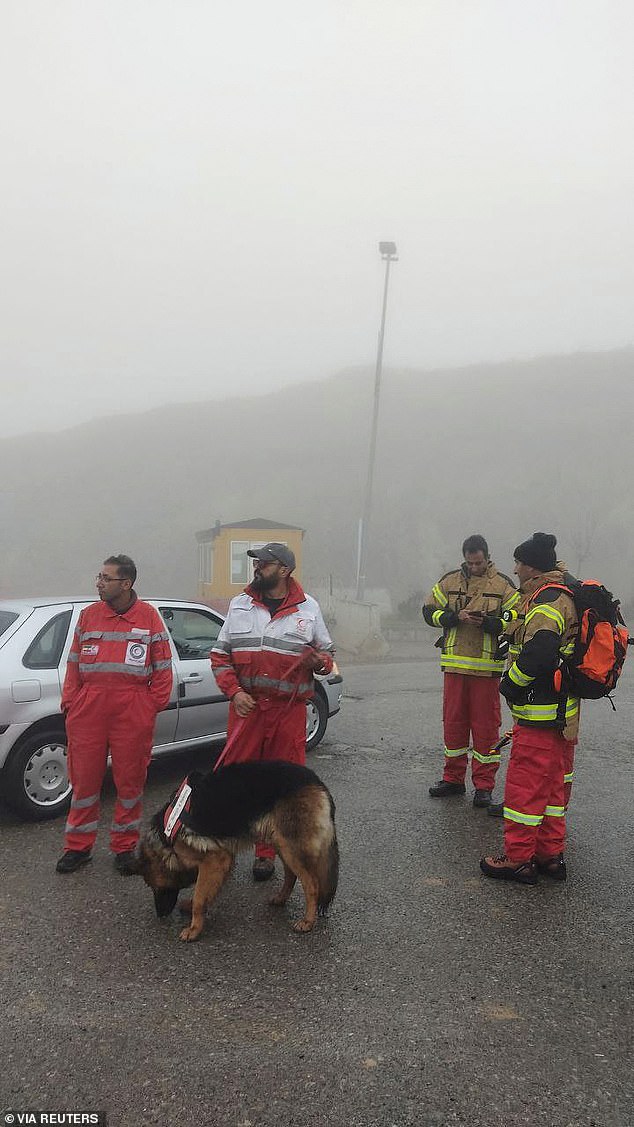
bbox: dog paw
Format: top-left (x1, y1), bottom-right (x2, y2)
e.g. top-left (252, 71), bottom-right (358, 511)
top-left (178, 925), bottom-right (202, 942)
top-left (291, 918), bottom-right (315, 933)
top-left (178, 898), bottom-right (193, 916)
top-left (268, 893), bottom-right (288, 907)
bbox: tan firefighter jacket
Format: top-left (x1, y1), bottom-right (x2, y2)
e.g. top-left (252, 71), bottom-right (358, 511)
top-left (422, 561), bottom-right (521, 677)
top-left (500, 568), bottom-right (580, 741)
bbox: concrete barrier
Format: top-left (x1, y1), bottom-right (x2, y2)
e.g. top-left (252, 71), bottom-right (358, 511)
top-left (325, 597), bottom-right (390, 658)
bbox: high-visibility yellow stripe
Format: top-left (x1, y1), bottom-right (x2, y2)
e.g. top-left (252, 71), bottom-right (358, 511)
top-left (431, 608), bottom-right (445, 626)
top-left (444, 746), bottom-right (469, 758)
top-left (544, 805), bottom-right (565, 817)
top-left (432, 584), bottom-right (448, 607)
top-left (508, 662), bottom-right (533, 687)
top-left (502, 592), bottom-right (521, 610)
top-left (473, 749), bottom-right (501, 764)
top-left (525, 604), bottom-right (565, 634)
top-left (504, 806), bottom-right (543, 826)
top-left (441, 654), bottom-right (503, 672)
top-left (511, 697), bottom-right (579, 721)
top-left (444, 627), bottom-right (457, 653)
top-left (564, 771), bottom-right (574, 783)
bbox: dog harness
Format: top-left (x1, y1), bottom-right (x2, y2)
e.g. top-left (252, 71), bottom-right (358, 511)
top-left (163, 776), bottom-right (192, 842)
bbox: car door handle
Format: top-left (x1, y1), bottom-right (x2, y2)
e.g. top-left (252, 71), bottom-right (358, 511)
top-left (185, 673), bottom-right (204, 684)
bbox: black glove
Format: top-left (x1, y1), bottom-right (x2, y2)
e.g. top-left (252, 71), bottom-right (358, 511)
top-left (482, 615), bottom-right (503, 635)
top-left (439, 609), bottom-right (458, 628)
top-left (422, 606), bottom-right (458, 628)
top-left (499, 672), bottom-right (526, 705)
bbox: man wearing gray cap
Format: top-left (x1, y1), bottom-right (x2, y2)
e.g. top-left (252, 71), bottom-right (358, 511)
top-left (211, 542), bottom-right (335, 880)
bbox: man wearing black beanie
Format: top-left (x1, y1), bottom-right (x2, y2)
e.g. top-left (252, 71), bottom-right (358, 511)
top-left (480, 533), bottom-right (579, 884)
top-left (513, 531), bottom-right (558, 574)
top-left (422, 534), bottom-right (522, 807)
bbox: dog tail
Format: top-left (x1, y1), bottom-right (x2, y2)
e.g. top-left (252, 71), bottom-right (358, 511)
top-left (317, 791), bottom-right (339, 915)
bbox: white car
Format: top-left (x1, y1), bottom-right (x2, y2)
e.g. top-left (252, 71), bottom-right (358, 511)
top-left (0, 597), bottom-right (343, 822)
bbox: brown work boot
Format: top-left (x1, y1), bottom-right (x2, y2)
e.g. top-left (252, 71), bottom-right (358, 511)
top-left (535, 853), bottom-right (567, 881)
top-left (479, 854), bottom-right (538, 885)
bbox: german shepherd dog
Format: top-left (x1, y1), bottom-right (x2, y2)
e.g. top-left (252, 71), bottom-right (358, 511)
top-left (135, 760), bottom-right (339, 942)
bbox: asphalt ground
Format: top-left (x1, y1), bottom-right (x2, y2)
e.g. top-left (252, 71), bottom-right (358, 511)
top-left (1, 653), bottom-right (633, 1127)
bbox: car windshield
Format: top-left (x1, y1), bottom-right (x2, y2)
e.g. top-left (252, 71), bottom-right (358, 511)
top-left (0, 610), bottom-right (19, 638)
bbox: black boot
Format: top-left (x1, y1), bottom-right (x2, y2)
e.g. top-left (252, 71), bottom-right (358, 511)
top-left (429, 780), bottom-right (466, 798)
top-left (55, 850), bottom-right (92, 874)
top-left (252, 858), bottom-right (275, 881)
top-left (487, 801), bottom-right (504, 818)
top-left (473, 789), bottom-right (492, 808)
top-left (114, 850), bottom-right (141, 876)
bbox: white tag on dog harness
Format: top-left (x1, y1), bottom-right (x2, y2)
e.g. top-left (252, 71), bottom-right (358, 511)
top-left (164, 781), bottom-right (192, 839)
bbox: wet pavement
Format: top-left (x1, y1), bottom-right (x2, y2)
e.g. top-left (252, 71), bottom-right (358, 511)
top-left (1, 654), bottom-right (633, 1127)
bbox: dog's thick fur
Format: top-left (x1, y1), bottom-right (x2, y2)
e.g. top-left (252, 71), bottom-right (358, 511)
top-left (136, 760), bottom-right (339, 941)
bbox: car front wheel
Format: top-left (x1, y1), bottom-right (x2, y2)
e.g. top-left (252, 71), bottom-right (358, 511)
top-left (3, 727), bottom-right (72, 821)
top-left (306, 691), bottom-right (328, 752)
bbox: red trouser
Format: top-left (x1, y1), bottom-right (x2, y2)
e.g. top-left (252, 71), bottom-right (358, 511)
top-left (564, 738), bottom-right (576, 808)
top-left (503, 724), bottom-right (567, 863)
top-left (225, 699), bottom-right (307, 860)
top-left (442, 673), bottom-right (502, 789)
top-left (64, 686), bottom-right (156, 854)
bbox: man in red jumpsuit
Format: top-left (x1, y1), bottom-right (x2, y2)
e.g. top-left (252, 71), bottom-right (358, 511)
top-left (56, 555), bottom-right (173, 875)
top-left (210, 542), bottom-right (335, 881)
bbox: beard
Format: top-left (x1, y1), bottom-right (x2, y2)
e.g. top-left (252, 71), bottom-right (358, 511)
top-left (252, 570), bottom-right (278, 593)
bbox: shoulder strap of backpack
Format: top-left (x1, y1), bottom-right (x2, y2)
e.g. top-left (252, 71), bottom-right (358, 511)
top-left (527, 582), bottom-right (573, 608)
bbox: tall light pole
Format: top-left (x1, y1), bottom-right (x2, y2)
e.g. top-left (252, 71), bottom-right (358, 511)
top-left (356, 241), bottom-right (398, 602)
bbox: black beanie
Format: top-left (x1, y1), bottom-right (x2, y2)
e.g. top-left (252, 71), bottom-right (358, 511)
top-left (514, 532), bottom-right (557, 573)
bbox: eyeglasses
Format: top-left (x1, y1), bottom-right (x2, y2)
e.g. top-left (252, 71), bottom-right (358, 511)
top-left (96, 574), bottom-right (123, 583)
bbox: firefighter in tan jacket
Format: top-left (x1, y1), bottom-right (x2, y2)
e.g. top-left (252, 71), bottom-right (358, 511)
top-left (422, 534), bottom-right (521, 806)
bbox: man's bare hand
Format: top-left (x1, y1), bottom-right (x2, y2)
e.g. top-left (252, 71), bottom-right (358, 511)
top-left (303, 647), bottom-right (327, 672)
top-left (232, 690), bottom-right (257, 717)
top-left (458, 609), bottom-right (483, 624)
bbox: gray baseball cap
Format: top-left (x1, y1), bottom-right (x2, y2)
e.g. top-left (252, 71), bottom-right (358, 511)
top-left (247, 542), bottom-right (296, 570)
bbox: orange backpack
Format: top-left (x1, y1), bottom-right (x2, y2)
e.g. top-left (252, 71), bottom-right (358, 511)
top-left (531, 579), bottom-right (629, 700)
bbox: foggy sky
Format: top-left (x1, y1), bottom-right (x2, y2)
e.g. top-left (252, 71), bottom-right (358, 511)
top-left (2, 0), bottom-right (633, 437)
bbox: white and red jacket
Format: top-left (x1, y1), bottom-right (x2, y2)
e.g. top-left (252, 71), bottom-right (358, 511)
top-left (61, 594), bottom-right (173, 712)
top-left (210, 579), bottom-right (334, 703)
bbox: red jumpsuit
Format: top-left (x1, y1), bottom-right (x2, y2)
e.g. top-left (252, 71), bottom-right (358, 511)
top-left (61, 594), bottom-right (173, 854)
top-left (211, 579), bottom-right (334, 860)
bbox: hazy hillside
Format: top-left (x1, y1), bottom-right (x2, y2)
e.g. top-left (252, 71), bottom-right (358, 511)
top-left (2, 348), bottom-right (633, 610)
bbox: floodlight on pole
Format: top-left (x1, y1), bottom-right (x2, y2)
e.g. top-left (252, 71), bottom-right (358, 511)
top-left (356, 241), bottom-right (398, 602)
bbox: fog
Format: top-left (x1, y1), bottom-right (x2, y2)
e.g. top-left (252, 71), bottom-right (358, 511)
top-left (2, 350), bottom-right (634, 614)
top-left (2, 4), bottom-right (633, 612)
top-left (2, 1), bottom-right (633, 437)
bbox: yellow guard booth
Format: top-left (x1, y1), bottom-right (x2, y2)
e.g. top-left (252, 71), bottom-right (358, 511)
top-left (196, 518), bottom-right (304, 608)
